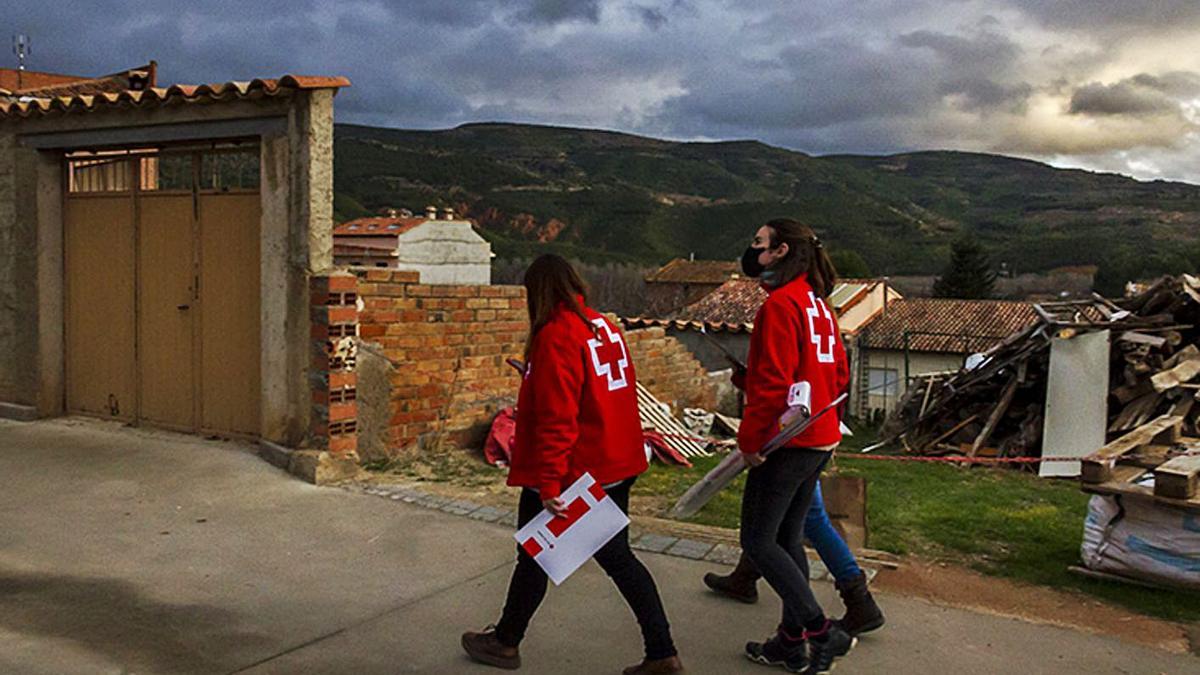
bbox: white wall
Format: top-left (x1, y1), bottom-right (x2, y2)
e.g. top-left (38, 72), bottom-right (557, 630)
top-left (394, 220), bottom-right (491, 285)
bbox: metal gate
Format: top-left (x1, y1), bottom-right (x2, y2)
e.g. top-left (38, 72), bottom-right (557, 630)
top-left (63, 145), bottom-right (261, 437)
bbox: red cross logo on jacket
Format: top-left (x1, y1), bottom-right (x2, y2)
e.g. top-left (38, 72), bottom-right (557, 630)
top-left (587, 318), bottom-right (630, 391)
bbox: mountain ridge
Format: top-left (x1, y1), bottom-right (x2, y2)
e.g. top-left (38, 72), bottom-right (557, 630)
top-left (333, 122), bottom-right (1200, 286)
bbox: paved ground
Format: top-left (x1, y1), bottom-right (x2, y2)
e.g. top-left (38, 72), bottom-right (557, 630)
top-left (0, 418), bottom-right (1195, 675)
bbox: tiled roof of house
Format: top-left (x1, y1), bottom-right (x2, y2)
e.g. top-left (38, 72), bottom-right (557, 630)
top-left (858, 298), bottom-right (1037, 354)
top-left (0, 68), bottom-right (91, 93)
top-left (644, 258), bottom-right (740, 284)
top-left (5, 63), bottom-right (157, 98)
top-left (333, 216), bottom-right (428, 237)
top-left (625, 277), bottom-right (885, 334)
top-left (0, 74), bottom-right (350, 119)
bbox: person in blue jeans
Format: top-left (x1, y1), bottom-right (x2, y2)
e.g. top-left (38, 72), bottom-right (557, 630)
top-left (704, 481), bottom-right (885, 636)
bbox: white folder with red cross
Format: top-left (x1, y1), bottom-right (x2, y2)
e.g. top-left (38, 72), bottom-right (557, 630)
top-left (514, 473), bottom-right (630, 586)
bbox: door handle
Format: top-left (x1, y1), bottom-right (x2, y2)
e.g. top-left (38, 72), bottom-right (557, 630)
top-left (177, 304), bottom-right (191, 311)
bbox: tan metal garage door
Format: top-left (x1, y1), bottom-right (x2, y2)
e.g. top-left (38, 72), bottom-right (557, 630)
top-left (64, 147), bottom-right (261, 437)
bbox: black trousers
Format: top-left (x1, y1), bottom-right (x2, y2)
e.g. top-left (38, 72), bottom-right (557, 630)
top-left (494, 478), bottom-right (677, 660)
top-left (740, 449), bottom-right (830, 633)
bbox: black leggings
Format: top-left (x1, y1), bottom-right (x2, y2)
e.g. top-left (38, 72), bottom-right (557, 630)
top-left (740, 449), bottom-right (831, 633)
top-left (495, 478), bottom-right (677, 660)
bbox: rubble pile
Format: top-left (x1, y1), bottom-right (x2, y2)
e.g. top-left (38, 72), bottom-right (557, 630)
top-left (883, 275), bottom-right (1200, 461)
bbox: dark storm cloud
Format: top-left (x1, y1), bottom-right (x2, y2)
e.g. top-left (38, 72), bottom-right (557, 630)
top-left (1069, 72), bottom-right (1200, 116)
top-left (516, 0), bottom-right (601, 24)
top-left (4, 0), bottom-right (1199, 182)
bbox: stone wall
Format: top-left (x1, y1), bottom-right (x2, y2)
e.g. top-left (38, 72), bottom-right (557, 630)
top-left (624, 326), bottom-right (718, 414)
top-left (355, 269), bottom-right (527, 460)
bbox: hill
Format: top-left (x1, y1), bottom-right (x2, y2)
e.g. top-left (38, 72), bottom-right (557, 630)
top-left (333, 122), bottom-right (1200, 288)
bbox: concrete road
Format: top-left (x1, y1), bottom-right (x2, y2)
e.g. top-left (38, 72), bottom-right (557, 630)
top-left (0, 418), bottom-right (1194, 674)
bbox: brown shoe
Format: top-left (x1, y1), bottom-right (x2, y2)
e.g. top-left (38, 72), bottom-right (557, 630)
top-left (622, 655), bottom-right (685, 674)
top-left (461, 628), bottom-right (521, 670)
top-left (703, 552), bottom-right (761, 604)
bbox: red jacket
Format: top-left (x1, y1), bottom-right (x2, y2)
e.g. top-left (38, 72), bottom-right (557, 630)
top-left (738, 274), bottom-right (849, 455)
top-left (507, 301), bottom-right (647, 499)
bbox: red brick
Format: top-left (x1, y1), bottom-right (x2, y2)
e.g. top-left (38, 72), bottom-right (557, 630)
top-left (328, 401), bottom-right (357, 422)
top-left (391, 270), bottom-right (421, 283)
top-left (359, 324), bottom-right (386, 339)
top-left (328, 434), bottom-right (357, 455)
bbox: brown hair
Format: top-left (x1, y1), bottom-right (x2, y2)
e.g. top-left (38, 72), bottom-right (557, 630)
top-left (522, 254), bottom-right (594, 360)
top-left (764, 218), bottom-right (839, 298)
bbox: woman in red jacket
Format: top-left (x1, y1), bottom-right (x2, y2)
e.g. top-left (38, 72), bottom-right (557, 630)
top-left (737, 219), bottom-right (855, 675)
top-left (462, 254), bottom-right (683, 675)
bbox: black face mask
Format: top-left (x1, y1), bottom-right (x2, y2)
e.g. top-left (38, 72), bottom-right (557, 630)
top-left (741, 246), bottom-right (768, 278)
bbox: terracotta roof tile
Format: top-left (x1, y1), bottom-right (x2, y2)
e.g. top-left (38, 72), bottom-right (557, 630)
top-left (644, 258), bottom-right (740, 284)
top-left (625, 277), bottom-right (885, 334)
top-left (334, 216), bottom-right (428, 237)
top-left (0, 73), bottom-right (350, 120)
top-left (858, 298), bottom-right (1037, 353)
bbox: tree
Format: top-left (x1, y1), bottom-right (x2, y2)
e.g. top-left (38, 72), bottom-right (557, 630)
top-left (828, 249), bottom-right (871, 279)
top-left (932, 238), bottom-right (998, 299)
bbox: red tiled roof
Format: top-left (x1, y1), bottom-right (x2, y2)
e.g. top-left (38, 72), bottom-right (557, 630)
top-left (12, 63), bottom-right (156, 98)
top-left (334, 216), bottom-right (428, 237)
top-left (0, 68), bottom-right (88, 93)
top-left (673, 277), bottom-right (766, 329)
top-left (858, 298), bottom-right (1037, 353)
top-left (0, 74), bottom-right (350, 119)
top-left (645, 258), bottom-right (740, 284)
top-left (626, 277), bottom-right (887, 334)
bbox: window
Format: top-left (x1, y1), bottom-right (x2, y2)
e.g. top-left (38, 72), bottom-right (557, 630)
top-left (140, 153), bottom-right (194, 191)
top-left (867, 368), bottom-right (900, 397)
top-left (199, 150), bottom-right (259, 191)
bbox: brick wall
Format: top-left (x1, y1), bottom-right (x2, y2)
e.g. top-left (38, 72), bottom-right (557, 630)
top-left (356, 270), bottom-right (527, 457)
top-left (624, 326), bottom-right (718, 413)
top-left (310, 273), bottom-right (359, 456)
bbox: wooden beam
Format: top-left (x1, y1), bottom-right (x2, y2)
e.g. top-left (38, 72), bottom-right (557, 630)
top-left (970, 377), bottom-right (1018, 458)
top-left (1154, 454), bottom-right (1200, 500)
top-left (1151, 351), bottom-right (1200, 392)
top-left (1082, 415), bottom-right (1183, 483)
top-left (923, 414), bottom-right (979, 451)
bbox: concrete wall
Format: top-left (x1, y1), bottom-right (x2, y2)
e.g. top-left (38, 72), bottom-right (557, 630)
top-left (393, 220), bottom-right (491, 285)
top-left (0, 131), bottom-right (39, 408)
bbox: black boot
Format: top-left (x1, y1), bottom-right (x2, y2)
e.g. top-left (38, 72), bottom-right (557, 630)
top-left (703, 552), bottom-right (761, 604)
top-left (833, 572), bottom-right (884, 636)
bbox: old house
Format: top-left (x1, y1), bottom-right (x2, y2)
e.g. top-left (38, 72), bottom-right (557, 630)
top-left (0, 63), bottom-right (359, 481)
top-left (855, 298), bottom-right (1038, 416)
top-left (333, 206), bottom-right (493, 284)
top-left (643, 258), bottom-right (739, 316)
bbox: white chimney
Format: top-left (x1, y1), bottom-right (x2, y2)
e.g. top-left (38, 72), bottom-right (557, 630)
top-left (425, 205), bottom-right (438, 220)
top-left (442, 207), bottom-right (455, 221)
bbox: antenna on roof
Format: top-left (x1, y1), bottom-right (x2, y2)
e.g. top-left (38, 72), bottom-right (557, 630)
top-left (12, 34), bottom-right (30, 71)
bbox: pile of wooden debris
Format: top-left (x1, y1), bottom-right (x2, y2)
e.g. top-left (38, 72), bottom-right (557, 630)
top-left (882, 275), bottom-right (1200, 461)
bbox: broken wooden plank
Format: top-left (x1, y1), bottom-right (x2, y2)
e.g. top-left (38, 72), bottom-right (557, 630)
top-left (1162, 343), bottom-right (1199, 370)
top-left (1083, 415), bottom-right (1182, 483)
top-left (1118, 331), bottom-right (1167, 348)
top-left (1109, 392), bottom-right (1160, 433)
top-left (1154, 454), bottom-right (1200, 500)
top-left (1151, 346), bottom-right (1200, 392)
top-left (1112, 379), bottom-right (1153, 405)
top-left (970, 376), bottom-right (1018, 457)
top-left (922, 414), bottom-right (980, 452)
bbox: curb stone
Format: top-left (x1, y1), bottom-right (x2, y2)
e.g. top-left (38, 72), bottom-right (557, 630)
top-left (345, 481), bottom-right (875, 582)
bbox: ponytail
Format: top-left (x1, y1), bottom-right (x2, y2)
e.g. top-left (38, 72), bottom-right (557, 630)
top-left (763, 218), bottom-right (839, 298)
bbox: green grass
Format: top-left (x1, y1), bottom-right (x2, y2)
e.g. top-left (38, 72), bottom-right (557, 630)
top-left (634, 437), bottom-right (1200, 624)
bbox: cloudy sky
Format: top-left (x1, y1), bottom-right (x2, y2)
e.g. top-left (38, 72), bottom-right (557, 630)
top-left (7, 0), bottom-right (1200, 183)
